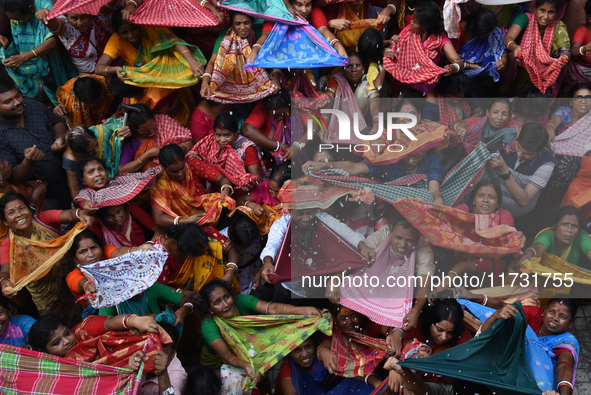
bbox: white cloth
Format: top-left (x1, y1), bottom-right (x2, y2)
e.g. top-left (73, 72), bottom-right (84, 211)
top-left (443, 0), bottom-right (469, 39)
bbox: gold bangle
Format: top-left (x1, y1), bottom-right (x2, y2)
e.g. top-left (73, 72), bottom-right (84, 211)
top-left (283, 305), bottom-right (288, 314)
top-left (137, 157), bottom-right (144, 165)
top-left (31, 49), bottom-right (38, 58)
top-left (105, 66), bottom-right (110, 75)
top-left (506, 40), bottom-right (515, 50)
top-left (229, 356), bottom-right (237, 365)
top-left (181, 50), bottom-right (191, 56)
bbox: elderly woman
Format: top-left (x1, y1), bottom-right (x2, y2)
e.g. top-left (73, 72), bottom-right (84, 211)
top-left (0, 0), bottom-right (74, 105)
top-left (35, 0), bottom-right (116, 74)
top-left (0, 192), bottom-right (93, 326)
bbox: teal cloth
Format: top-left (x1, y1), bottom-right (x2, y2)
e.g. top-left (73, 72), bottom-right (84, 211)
top-left (398, 302), bottom-right (541, 395)
top-left (88, 117), bottom-right (124, 179)
top-left (218, 0), bottom-right (303, 25)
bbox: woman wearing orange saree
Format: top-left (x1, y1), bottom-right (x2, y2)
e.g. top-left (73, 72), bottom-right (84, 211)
top-left (150, 144), bottom-right (235, 229)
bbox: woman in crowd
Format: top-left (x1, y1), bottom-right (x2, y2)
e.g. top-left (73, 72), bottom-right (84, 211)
top-left (190, 100), bottom-right (232, 142)
top-left (564, 0), bottom-right (591, 92)
top-left (90, 202), bottom-right (157, 248)
top-left (238, 162), bottom-right (290, 216)
top-left (547, 83), bottom-right (591, 146)
top-left (0, 192), bottom-right (93, 326)
top-left (0, 294), bottom-right (36, 346)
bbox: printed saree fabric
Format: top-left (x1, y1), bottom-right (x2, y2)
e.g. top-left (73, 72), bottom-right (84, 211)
top-left (336, 2), bottom-right (384, 49)
top-left (0, 343), bottom-right (140, 395)
top-left (57, 74), bottom-right (113, 128)
top-left (130, 0), bottom-right (218, 28)
top-left (228, 204), bottom-right (282, 235)
top-left (121, 27), bottom-right (206, 89)
top-left (217, 0), bottom-right (304, 24)
top-left (383, 25), bottom-right (445, 85)
top-left (362, 120), bottom-right (449, 166)
top-left (67, 316), bottom-right (172, 373)
top-left (89, 117), bottom-right (124, 179)
top-left (75, 167), bottom-right (160, 209)
top-left (330, 326), bottom-right (388, 378)
top-left (393, 198), bottom-right (523, 258)
top-left (461, 116), bottom-right (519, 155)
top-left (79, 246), bottom-right (168, 309)
top-left (562, 150), bottom-right (591, 216)
top-left (552, 109), bottom-right (591, 157)
top-left (210, 28), bottom-right (275, 104)
top-left (326, 72), bottom-right (366, 145)
top-left (518, 14), bottom-right (568, 94)
top-left (459, 27), bottom-right (506, 82)
top-left (522, 253), bottom-right (591, 285)
top-left (244, 23), bottom-right (348, 71)
top-left (213, 310), bottom-right (333, 390)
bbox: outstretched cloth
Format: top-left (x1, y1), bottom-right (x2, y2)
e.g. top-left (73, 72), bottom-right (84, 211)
top-left (75, 167), bottom-right (160, 209)
top-left (10, 222), bottom-right (86, 292)
top-left (217, 0), bottom-right (306, 25)
top-left (309, 142), bottom-right (495, 207)
top-left (89, 117), bottom-right (124, 179)
top-left (244, 23), bottom-right (348, 71)
top-left (458, 299), bottom-right (579, 393)
top-left (443, 0), bottom-right (468, 39)
top-left (562, 150), bottom-right (591, 216)
top-left (393, 198), bottom-right (523, 258)
top-left (228, 204), bottom-right (282, 235)
top-left (213, 310), bottom-right (333, 390)
top-left (130, 0), bottom-right (218, 27)
top-left (398, 302), bottom-right (542, 395)
top-left (78, 246), bottom-right (168, 309)
top-left (522, 253), bottom-right (591, 284)
top-left (552, 109), bottom-right (591, 157)
top-left (46, 0), bottom-right (109, 19)
top-left (459, 27), bottom-right (506, 82)
top-left (518, 14), bottom-right (567, 94)
top-left (331, 326), bottom-right (389, 378)
top-left (383, 25), bottom-right (445, 85)
top-left (335, 3), bottom-right (384, 49)
top-left (121, 27), bottom-right (206, 89)
top-left (0, 343), bottom-right (141, 395)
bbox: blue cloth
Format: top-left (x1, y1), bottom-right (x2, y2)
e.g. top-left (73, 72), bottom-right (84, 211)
top-left (245, 23), bottom-right (348, 71)
top-left (0, 315), bottom-right (36, 346)
top-left (289, 357), bottom-right (374, 395)
top-left (364, 149), bottom-right (445, 183)
top-left (459, 27), bottom-right (506, 82)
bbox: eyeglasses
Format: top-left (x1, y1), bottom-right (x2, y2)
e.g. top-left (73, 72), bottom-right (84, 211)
top-left (574, 96), bottom-right (591, 103)
top-left (345, 63), bottom-right (363, 70)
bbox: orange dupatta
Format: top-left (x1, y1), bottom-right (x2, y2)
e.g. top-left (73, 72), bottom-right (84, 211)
top-left (228, 204), bottom-right (282, 235)
top-left (133, 137), bottom-right (158, 172)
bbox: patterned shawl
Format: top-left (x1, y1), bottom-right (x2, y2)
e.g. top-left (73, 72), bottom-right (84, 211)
top-left (217, 0), bottom-right (304, 24)
top-left (330, 325), bottom-right (388, 378)
top-left (383, 25), bottom-right (445, 85)
top-left (78, 246), bottom-right (168, 309)
top-left (459, 27), bottom-right (506, 82)
top-left (518, 14), bottom-right (567, 94)
top-left (210, 28), bottom-right (275, 103)
top-left (438, 95), bottom-right (471, 130)
top-left (188, 134), bottom-right (258, 188)
top-left (340, 237), bottom-right (415, 328)
top-left (57, 74), bottom-right (113, 128)
top-left (462, 116), bottom-right (519, 155)
top-left (213, 311), bottom-right (333, 391)
top-left (522, 253), bottom-right (591, 285)
top-left (121, 27), bottom-right (206, 89)
top-left (0, 343), bottom-right (141, 395)
top-left (75, 167), bottom-right (160, 209)
top-left (552, 109), bottom-right (591, 157)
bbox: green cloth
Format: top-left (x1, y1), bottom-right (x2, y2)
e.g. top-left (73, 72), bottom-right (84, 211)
top-left (398, 302), bottom-right (541, 395)
top-left (201, 294), bottom-right (260, 345)
top-left (212, 26), bottom-right (263, 54)
top-left (89, 117), bottom-right (124, 179)
top-left (535, 229), bottom-right (591, 266)
top-left (98, 282), bottom-right (183, 316)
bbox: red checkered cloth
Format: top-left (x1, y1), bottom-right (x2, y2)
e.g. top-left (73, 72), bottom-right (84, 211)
top-left (130, 0), bottom-right (218, 27)
top-left (517, 14), bottom-right (566, 94)
top-left (438, 95), bottom-right (471, 130)
top-left (383, 25), bottom-right (445, 85)
top-left (0, 343), bottom-right (139, 395)
top-left (154, 114), bottom-right (192, 148)
top-left (75, 167), bottom-right (160, 209)
top-left (46, 0), bottom-right (109, 20)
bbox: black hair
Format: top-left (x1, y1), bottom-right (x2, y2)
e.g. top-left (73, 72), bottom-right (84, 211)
top-left (263, 89), bottom-right (291, 111)
top-left (164, 224), bottom-right (208, 257)
top-left (535, 0), bottom-right (560, 10)
top-left (464, 8), bottom-right (497, 38)
top-left (516, 122), bottom-right (549, 153)
top-left (485, 97), bottom-right (512, 112)
top-left (0, 294), bottom-right (11, 312)
top-left (73, 77), bottom-right (103, 104)
top-left (414, 3), bottom-right (445, 36)
top-left (67, 229), bottom-right (105, 264)
top-left (586, 0), bottom-right (591, 17)
top-left (3, 0), bottom-right (34, 17)
top-left (468, 178), bottom-right (503, 213)
top-left (214, 112), bottom-right (239, 134)
top-left (347, 51), bottom-right (367, 74)
top-left (111, 8), bottom-right (131, 34)
top-left (127, 104), bottom-right (154, 136)
top-left (0, 77), bottom-right (17, 96)
top-left (158, 144), bottom-right (185, 168)
top-left (185, 369), bottom-right (222, 395)
top-left (108, 75), bottom-right (145, 98)
top-left (421, 299), bottom-right (465, 347)
top-left (0, 192), bottom-right (29, 222)
top-left (269, 162), bottom-right (291, 187)
top-left (435, 72), bottom-right (470, 97)
top-left (198, 279), bottom-right (234, 315)
top-left (29, 313), bottom-right (69, 352)
top-left (392, 216), bottom-right (415, 231)
top-left (551, 205), bottom-right (585, 229)
top-left (547, 295), bottom-right (578, 319)
top-left (229, 11), bottom-right (253, 23)
top-left (228, 212), bottom-right (260, 249)
top-left (158, 322), bottom-right (180, 350)
top-left (569, 82), bottom-right (591, 98)
top-left (357, 28), bottom-right (383, 66)
top-left (76, 157), bottom-right (108, 188)
top-left (66, 126), bottom-right (97, 157)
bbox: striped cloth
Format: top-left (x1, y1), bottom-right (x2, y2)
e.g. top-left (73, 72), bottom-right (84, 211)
top-left (0, 343), bottom-right (140, 395)
top-left (309, 142), bottom-right (496, 207)
top-left (552, 110), bottom-right (591, 157)
top-left (46, 0), bottom-right (108, 20)
top-left (130, 0), bottom-right (218, 27)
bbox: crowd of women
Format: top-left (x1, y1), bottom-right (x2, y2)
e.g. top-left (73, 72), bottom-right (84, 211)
top-left (0, 0), bottom-right (588, 393)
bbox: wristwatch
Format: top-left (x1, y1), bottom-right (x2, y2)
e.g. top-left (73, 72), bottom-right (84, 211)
top-left (500, 171), bottom-right (511, 180)
top-left (160, 387), bottom-right (174, 395)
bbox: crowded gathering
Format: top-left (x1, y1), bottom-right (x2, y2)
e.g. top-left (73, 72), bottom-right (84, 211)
top-left (0, 0), bottom-right (589, 393)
